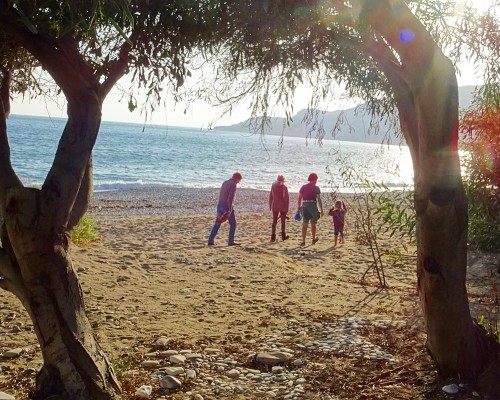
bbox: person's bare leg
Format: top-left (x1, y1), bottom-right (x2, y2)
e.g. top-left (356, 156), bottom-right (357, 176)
top-left (334, 234), bottom-right (338, 247)
top-left (301, 222), bottom-right (308, 244)
top-left (311, 222), bottom-right (317, 240)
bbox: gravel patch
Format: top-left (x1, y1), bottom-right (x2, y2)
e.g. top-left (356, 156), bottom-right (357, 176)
top-left (90, 186), bottom-right (299, 216)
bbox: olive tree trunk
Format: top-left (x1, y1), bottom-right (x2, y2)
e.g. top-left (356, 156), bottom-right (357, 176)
top-left (0, 70), bottom-right (121, 399)
top-left (360, 0), bottom-right (500, 395)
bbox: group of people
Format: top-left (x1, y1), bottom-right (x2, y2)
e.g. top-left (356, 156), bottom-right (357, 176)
top-left (207, 172), bottom-right (347, 247)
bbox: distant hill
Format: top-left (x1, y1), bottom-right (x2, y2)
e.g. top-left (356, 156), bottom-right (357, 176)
top-left (213, 85), bottom-right (477, 144)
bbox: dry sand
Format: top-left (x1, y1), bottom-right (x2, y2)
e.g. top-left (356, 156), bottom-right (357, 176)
top-left (1, 187), bottom-right (498, 399)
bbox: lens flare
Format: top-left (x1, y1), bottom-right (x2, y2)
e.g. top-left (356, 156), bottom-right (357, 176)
top-left (400, 29), bottom-right (415, 43)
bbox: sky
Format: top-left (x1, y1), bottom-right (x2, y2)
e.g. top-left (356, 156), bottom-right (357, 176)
top-left (10, 0), bottom-right (493, 129)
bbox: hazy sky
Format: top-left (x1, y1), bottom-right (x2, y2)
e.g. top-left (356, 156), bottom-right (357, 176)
top-left (10, 0), bottom-right (492, 128)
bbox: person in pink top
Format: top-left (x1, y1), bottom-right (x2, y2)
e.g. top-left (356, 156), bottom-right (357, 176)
top-left (328, 200), bottom-right (347, 248)
top-left (297, 173), bottom-right (324, 246)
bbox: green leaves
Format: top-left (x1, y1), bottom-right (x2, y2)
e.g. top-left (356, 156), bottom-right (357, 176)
top-left (370, 185), bottom-right (416, 243)
top-left (461, 106), bottom-right (500, 251)
top-left (72, 214), bottom-right (101, 247)
top-left (107, 0), bottom-right (135, 44)
top-left (326, 149), bottom-right (416, 288)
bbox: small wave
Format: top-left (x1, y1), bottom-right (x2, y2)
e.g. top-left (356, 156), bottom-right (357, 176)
top-left (93, 181), bottom-right (225, 192)
top-left (93, 180), bottom-right (146, 192)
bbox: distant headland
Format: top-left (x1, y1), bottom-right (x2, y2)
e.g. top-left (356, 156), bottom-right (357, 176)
top-left (213, 85), bottom-right (476, 144)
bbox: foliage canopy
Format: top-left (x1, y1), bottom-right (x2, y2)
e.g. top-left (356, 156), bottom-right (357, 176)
top-left (2, 0), bottom-right (489, 127)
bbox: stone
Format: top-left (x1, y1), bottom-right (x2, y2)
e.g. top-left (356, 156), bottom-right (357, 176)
top-left (0, 391), bottom-right (15, 400)
top-left (2, 348), bottom-right (23, 358)
top-left (141, 360), bottom-right (160, 368)
top-left (204, 348), bottom-right (221, 354)
top-left (186, 369), bottom-right (197, 380)
top-left (169, 354), bottom-right (186, 364)
top-left (135, 385), bottom-right (152, 398)
top-left (255, 351), bottom-right (292, 366)
top-left (271, 366), bottom-right (284, 374)
top-left (20, 367), bottom-right (37, 377)
top-left (292, 359), bottom-right (303, 367)
top-left (163, 366), bottom-right (184, 376)
top-left (442, 384), bottom-right (459, 394)
top-left (226, 369), bottom-right (240, 379)
top-left (161, 349), bottom-right (179, 356)
top-left (160, 375), bottom-right (182, 389)
top-left (185, 353), bottom-right (203, 361)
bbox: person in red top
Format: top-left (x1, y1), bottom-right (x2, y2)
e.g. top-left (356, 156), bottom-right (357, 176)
top-left (269, 175), bottom-right (290, 242)
top-left (297, 173), bottom-right (324, 246)
top-left (328, 200), bottom-right (347, 248)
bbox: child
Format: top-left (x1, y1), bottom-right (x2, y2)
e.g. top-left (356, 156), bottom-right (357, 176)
top-left (328, 200), bottom-right (347, 248)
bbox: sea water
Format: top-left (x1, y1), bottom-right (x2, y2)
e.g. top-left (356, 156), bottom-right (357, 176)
top-left (7, 114), bottom-right (413, 193)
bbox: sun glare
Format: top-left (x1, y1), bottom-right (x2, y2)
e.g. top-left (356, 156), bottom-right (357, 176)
top-left (455, 0), bottom-right (494, 12)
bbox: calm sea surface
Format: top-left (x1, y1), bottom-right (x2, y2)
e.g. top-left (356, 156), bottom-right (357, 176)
top-left (7, 114), bottom-right (414, 193)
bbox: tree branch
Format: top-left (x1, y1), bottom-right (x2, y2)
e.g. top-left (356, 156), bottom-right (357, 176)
top-left (0, 12), bottom-right (96, 101)
top-left (68, 158), bottom-right (93, 232)
top-left (41, 100), bottom-right (100, 234)
top-left (0, 65), bottom-right (11, 118)
top-left (99, 32), bottom-right (137, 99)
top-left (358, 0), bottom-right (440, 89)
top-left (360, 35), bottom-right (420, 156)
top-left (0, 67), bottom-right (23, 210)
top-left (1, 11), bottom-right (97, 232)
top-left (358, 0), bottom-right (459, 187)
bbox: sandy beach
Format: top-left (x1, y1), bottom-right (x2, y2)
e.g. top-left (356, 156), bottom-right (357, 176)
top-left (1, 187), bottom-right (499, 399)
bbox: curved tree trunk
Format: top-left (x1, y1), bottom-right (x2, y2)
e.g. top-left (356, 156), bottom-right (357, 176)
top-left (0, 71), bottom-right (121, 399)
top-left (0, 1), bottom-right (132, 394)
top-left (4, 188), bottom-right (120, 400)
top-left (360, 0), bottom-right (500, 395)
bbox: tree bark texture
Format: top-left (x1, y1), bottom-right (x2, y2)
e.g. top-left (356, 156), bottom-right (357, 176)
top-left (0, 67), bottom-right (121, 399)
top-left (360, 0), bottom-right (500, 394)
top-left (4, 188), bottom-right (121, 400)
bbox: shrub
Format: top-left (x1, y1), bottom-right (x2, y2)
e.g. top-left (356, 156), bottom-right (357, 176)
top-left (72, 214), bottom-right (100, 246)
top-left (327, 150), bottom-right (416, 288)
top-left (461, 106), bottom-right (500, 252)
top-left (464, 183), bottom-right (500, 251)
